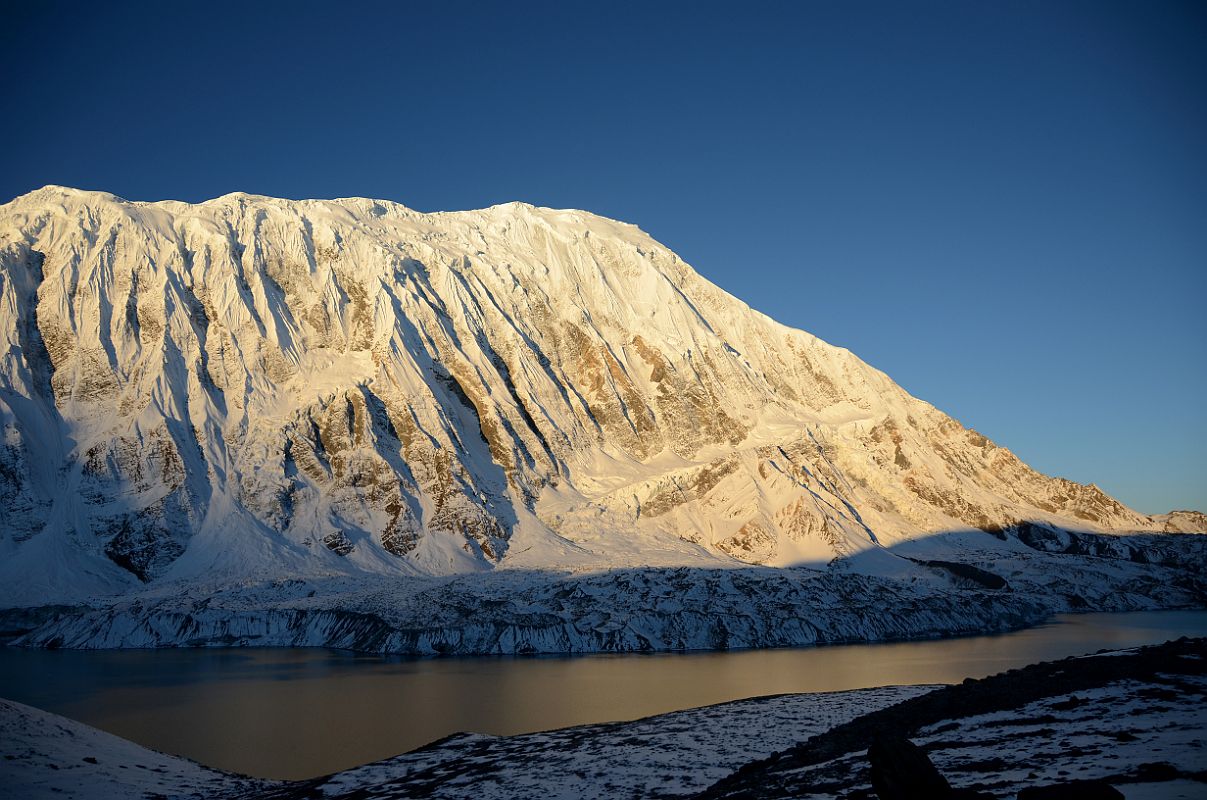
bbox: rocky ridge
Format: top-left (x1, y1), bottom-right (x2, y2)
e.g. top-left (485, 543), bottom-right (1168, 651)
top-left (0, 186), bottom-right (1198, 607)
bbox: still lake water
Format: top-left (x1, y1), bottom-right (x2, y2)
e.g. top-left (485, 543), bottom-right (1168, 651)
top-left (2, 609), bottom-right (1205, 780)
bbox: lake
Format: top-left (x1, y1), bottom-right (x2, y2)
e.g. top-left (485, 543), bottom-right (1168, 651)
top-left (1, 609), bottom-right (1205, 780)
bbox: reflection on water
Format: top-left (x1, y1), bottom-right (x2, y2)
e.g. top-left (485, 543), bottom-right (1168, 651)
top-left (1, 609), bottom-right (1204, 780)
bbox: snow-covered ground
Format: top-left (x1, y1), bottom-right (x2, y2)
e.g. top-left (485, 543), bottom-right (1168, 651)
top-left (917, 677), bottom-right (1207, 798)
top-left (298, 686), bottom-right (932, 800)
top-left (735, 676), bottom-right (1207, 800)
top-left (737, 676), bottom-right (1207, 799)
top-left (699, 638), bottom-right (1207, 800)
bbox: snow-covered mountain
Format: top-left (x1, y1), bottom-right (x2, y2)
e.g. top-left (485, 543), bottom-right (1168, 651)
top-left (0, 185), bottom-right (1200, 607)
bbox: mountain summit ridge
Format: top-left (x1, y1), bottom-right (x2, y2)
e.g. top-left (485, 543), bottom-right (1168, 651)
top-left (0, 186), bottom-right (1197, 606)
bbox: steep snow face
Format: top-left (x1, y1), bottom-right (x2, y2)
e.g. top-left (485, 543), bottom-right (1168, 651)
top-left (0, 186), bottom-right (1182, 602)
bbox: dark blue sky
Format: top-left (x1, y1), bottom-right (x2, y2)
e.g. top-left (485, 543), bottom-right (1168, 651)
top-left (3, 1), bottom-right (1204, 513)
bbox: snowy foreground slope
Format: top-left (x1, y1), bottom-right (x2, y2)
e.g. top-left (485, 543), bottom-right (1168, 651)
top-left (0, 186), bottom-right (1203, 649)
top-left (0, 697), bottom-right (270, 799)
top-left (3, 639), bottom-right (1205, 799)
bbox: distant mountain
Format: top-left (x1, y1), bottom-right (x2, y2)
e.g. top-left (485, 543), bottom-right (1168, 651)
top-left (0, 186), bottom-right (1201, 607)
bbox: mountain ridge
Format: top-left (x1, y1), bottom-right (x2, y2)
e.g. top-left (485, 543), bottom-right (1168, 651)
top-left (0, 185), bottom-right (1199, 609)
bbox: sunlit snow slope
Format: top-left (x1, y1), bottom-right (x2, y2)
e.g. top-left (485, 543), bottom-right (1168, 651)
top-left (0, 186), bottom-right (1199, 603)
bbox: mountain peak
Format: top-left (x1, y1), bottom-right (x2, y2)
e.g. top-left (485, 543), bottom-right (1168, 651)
top-left (0, 188), bottom-right (1182, 604)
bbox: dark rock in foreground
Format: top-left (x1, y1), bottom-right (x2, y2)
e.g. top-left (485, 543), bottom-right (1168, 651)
top-left (868, 736), bottom-right (953, 799)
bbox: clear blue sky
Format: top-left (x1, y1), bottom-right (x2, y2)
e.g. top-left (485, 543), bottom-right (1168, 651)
top-left (2, 1), bottom-right (1204, 514)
